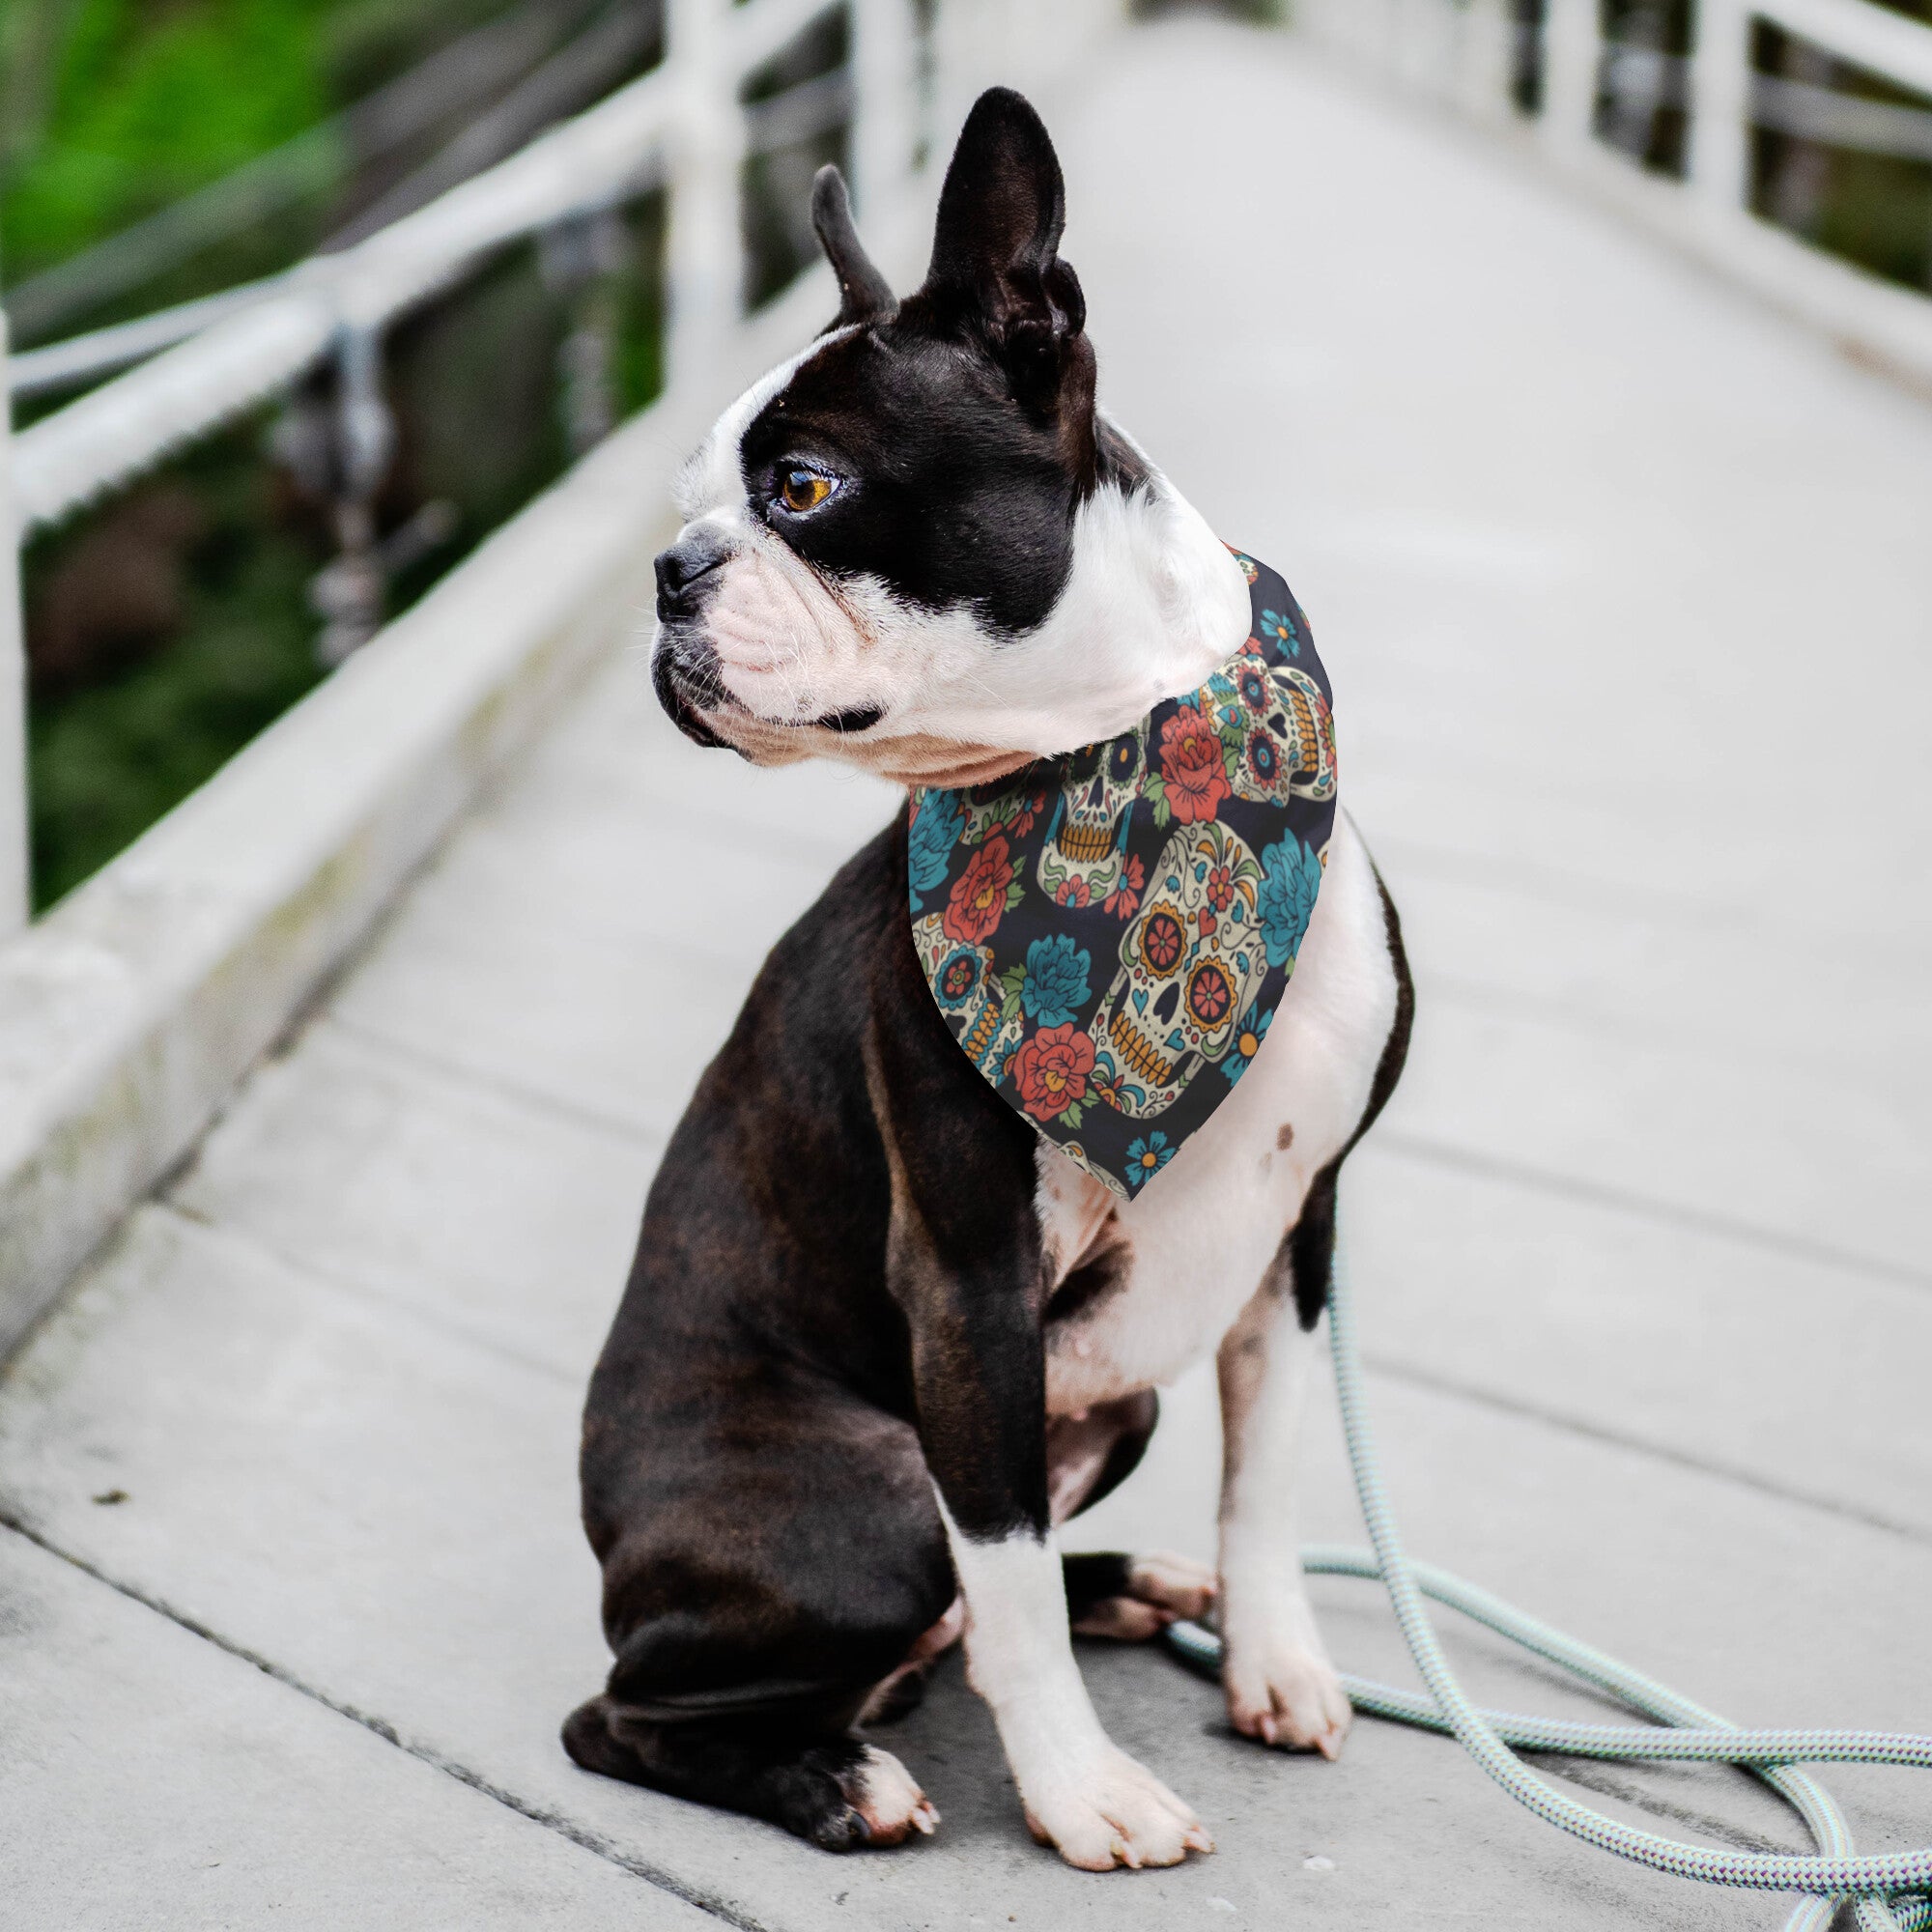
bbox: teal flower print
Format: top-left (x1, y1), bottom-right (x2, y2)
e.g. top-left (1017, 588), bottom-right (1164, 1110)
top-left (907, 790), bottom-right (964, 912)
top-left (1259, 831), bottom-right (1322, 969)
top-left (1223, 1008), bottom-right (1273, 1087)
top-left (1258, 608), bottom-right (1300, 657)
top-left (1021, 934), bottom-right (1093, 1027)
top-left (934, 947), bottom-right (981, 1011)
top-left (1122, 1131), bottom-right (1175, 1189)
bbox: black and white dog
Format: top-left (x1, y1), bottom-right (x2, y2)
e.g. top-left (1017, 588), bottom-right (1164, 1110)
top-left (566, 88), bottom-right (1412, 1870)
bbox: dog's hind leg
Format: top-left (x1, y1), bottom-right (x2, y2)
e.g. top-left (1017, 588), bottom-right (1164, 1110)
top-left (1063, 1550), bottom-right (1216, 1641)
top-left (572, 1366), bottom-right (957, 1851)
top-left (562, 1698), bottom-right (937, 1849)
top-left (1046, 1392), bottom-right (1216, 1638)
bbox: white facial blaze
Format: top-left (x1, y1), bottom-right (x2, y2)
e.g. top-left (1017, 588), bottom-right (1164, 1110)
top-left (703, 541), bottom-right (875, 721)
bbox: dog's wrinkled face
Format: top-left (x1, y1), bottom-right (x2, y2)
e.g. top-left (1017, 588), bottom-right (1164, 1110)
top-left (652, 88), bottom-right (1248, 787)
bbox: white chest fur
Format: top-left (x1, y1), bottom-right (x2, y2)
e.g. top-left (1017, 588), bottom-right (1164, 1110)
top-left (1037, 812), bottom-right (1399, 1415)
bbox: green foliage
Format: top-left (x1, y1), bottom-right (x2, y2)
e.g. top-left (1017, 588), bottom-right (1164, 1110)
top-left (21, 206), bottom-right (666, 909)
top-left (24, 417), bottom-right (328, 907)
top-left (2, 0), bottom-right (332, 279)
top-left (7, 0), bottom-right (668, 911)
top-left (0, 0), bottom-right (517, 286)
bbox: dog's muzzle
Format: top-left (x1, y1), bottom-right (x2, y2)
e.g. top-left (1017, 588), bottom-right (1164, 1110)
top-left (650, 533), bottom-right (734, 749)
top-left (651, 632), bottom-right (730, 750)
top-left (648, 528), bottom-right (886, 746)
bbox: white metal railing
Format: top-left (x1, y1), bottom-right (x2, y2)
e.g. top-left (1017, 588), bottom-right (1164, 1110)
top-left (7, 0), bottom-right (832, 538)
top-left (0, 320), bottom-right (25, 933)
top-left (1293, 0), bottom-right (1932, 381)
top-left (0, 0), bottom-right (1122, 1346)
top-left (0, 0), bottom-right (1125, 941)
top-left (0, 0), bottom-right (952, 940)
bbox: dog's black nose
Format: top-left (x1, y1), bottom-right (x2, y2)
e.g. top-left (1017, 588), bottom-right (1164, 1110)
top-left (654, 532), bottom-right (731, 620)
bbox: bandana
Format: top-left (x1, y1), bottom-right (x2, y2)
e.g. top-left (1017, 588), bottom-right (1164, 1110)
top-left (906, 547), bottom-right (1337, 1197)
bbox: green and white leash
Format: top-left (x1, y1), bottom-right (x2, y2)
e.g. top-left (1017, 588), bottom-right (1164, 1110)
top-left (1162, 1217), bottom-right (1932, 1930)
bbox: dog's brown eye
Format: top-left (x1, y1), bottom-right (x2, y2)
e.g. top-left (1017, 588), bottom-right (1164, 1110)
top-left (779, 469), bottom-right (834, 513)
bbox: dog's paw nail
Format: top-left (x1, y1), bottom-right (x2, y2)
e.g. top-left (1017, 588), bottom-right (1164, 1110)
top-left (1257, 1713), bottom-right (1278, 1747)
top-left (1317, 1727), bottom-right (1343, 1762)
top-left (1113, 1835), bottom-right (1138, 1869)
top-left (1184, 1824), bottom-right (1216, 1855)
top-left (912, 1802), bottom-right (939, 1834)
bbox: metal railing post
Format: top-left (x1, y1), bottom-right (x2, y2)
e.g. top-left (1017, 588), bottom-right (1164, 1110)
top-left (665, 0), bottom-right (739, 397)
top-left (1689, 0), bottom-right (1753, 221)
top-left (1394, 0), bottom-right (1453, 99)
top-left (0, 313), bottom-right (30, 935)
top-left (542, 204), bottom-right (628, 455)
top-left (309, 323), bottom-right (398, 667)
top-left (1455, 0), bottom-right (1519, 121)
top-left (851, 0), bottom-right (917, 222)
top-left (1541, 0), bottom-right (1603, 155)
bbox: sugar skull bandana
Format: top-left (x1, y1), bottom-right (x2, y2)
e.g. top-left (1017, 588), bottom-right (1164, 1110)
top-left (906, 547), bottom-right (1338, 1198)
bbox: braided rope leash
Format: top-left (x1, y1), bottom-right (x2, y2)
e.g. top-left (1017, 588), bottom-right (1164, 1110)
top-left (1163, 1215), bottom-right (1932, 1931)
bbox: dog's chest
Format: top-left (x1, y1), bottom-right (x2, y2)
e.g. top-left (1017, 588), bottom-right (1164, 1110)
top-left (1035, 1046), bottom-right (1315, 1414)
top-left (1032, 812), bottom-right (1397, 1415)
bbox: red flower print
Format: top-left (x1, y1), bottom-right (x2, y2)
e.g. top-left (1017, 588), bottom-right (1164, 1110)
top-left (1012, 1024), bottom-right (1095, 1122)
top-left (1008, 788), bottom-right (1046, 838)
top-left (1103, 853), bottom-right (1146, 921)
top-left (1055, 876), bottom-right (1091, 908)
top-left (1158, 706), bottom-right (1232, 824)
top-left (1186, 961), bottom-right (1234, 1027)
top-left (944, 836), bottom-right (1014, 945)
top-left (1206, 865), bottom-right (1234, 912)
top-left (1139, 907), bottom-right (1186, 976)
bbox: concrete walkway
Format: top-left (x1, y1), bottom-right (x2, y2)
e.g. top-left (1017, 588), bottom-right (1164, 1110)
top-left (5, 16), bottom-right (1930, 1928)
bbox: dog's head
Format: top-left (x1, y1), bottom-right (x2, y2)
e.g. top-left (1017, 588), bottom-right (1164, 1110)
top-left (652, 87), bottom-right (1248, 787)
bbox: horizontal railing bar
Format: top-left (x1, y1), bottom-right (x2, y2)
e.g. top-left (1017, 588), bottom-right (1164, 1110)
top-left (323, 67), bottom-right (672, 328)
top-left (7, 277), bottom-right (298, 401)
top-left (11, 62), bottom-right (677, 533)
top-left (12, 298), bottom-right (339, 534)
top-left (1752, 67), bottom-right (1932, 157)
top-left (730, 0), bottom-right (846, 81)
top-left (1753, 0), bottom-right (1932, 98)
top-left (321, 0), bottom-right (663, 251)
top-left (9, 0), bottom-right (851, 536)
top-left (0, 0), bottom-right (600, 345)
top-left (744, 65), bottom-right (857, 152)
top-left (9, 25), bottom-right (855, 405)
top-left (1597, 45), bottom-right (1932, 160)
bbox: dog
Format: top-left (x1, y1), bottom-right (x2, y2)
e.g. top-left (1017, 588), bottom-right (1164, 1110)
top-left (564, 86), bottom-right (1412, 1871)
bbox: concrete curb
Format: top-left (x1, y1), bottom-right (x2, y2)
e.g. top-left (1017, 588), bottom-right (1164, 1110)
top-left (0, 271), bottom-right (832, 1358)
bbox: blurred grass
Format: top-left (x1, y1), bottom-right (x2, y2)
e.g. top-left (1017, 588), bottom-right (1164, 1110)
top-left (22, 418), bottom-right (329, 905)
top-left (20, 201), bottom-right (665, 909)
top-left (6, 0), bottom-right (665, 913)
top-left (0, 0), bottom-right (517, 290)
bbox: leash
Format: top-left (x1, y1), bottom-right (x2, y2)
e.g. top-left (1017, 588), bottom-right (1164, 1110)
top-left (1161, 1208), bottom-right (1932, 1930)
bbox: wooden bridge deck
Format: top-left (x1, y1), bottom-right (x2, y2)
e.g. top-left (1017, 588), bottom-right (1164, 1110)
top-left (4, 15), bottom-right (1930, 1927)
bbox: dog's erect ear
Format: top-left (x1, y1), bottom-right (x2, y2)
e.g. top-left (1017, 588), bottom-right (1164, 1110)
top-left (923, 88), bottom-right (1088, 407)
top-left (811, 165), bottom-right (895, 327)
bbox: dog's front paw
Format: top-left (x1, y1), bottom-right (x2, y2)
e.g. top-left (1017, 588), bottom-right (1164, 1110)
top-left (806, 1745), bottom-right (940, 1851)
top-left (1222, 1634), bottom-right (1351, 1759)
top-left (1020, 1745), bottom-right (1213, 1871)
